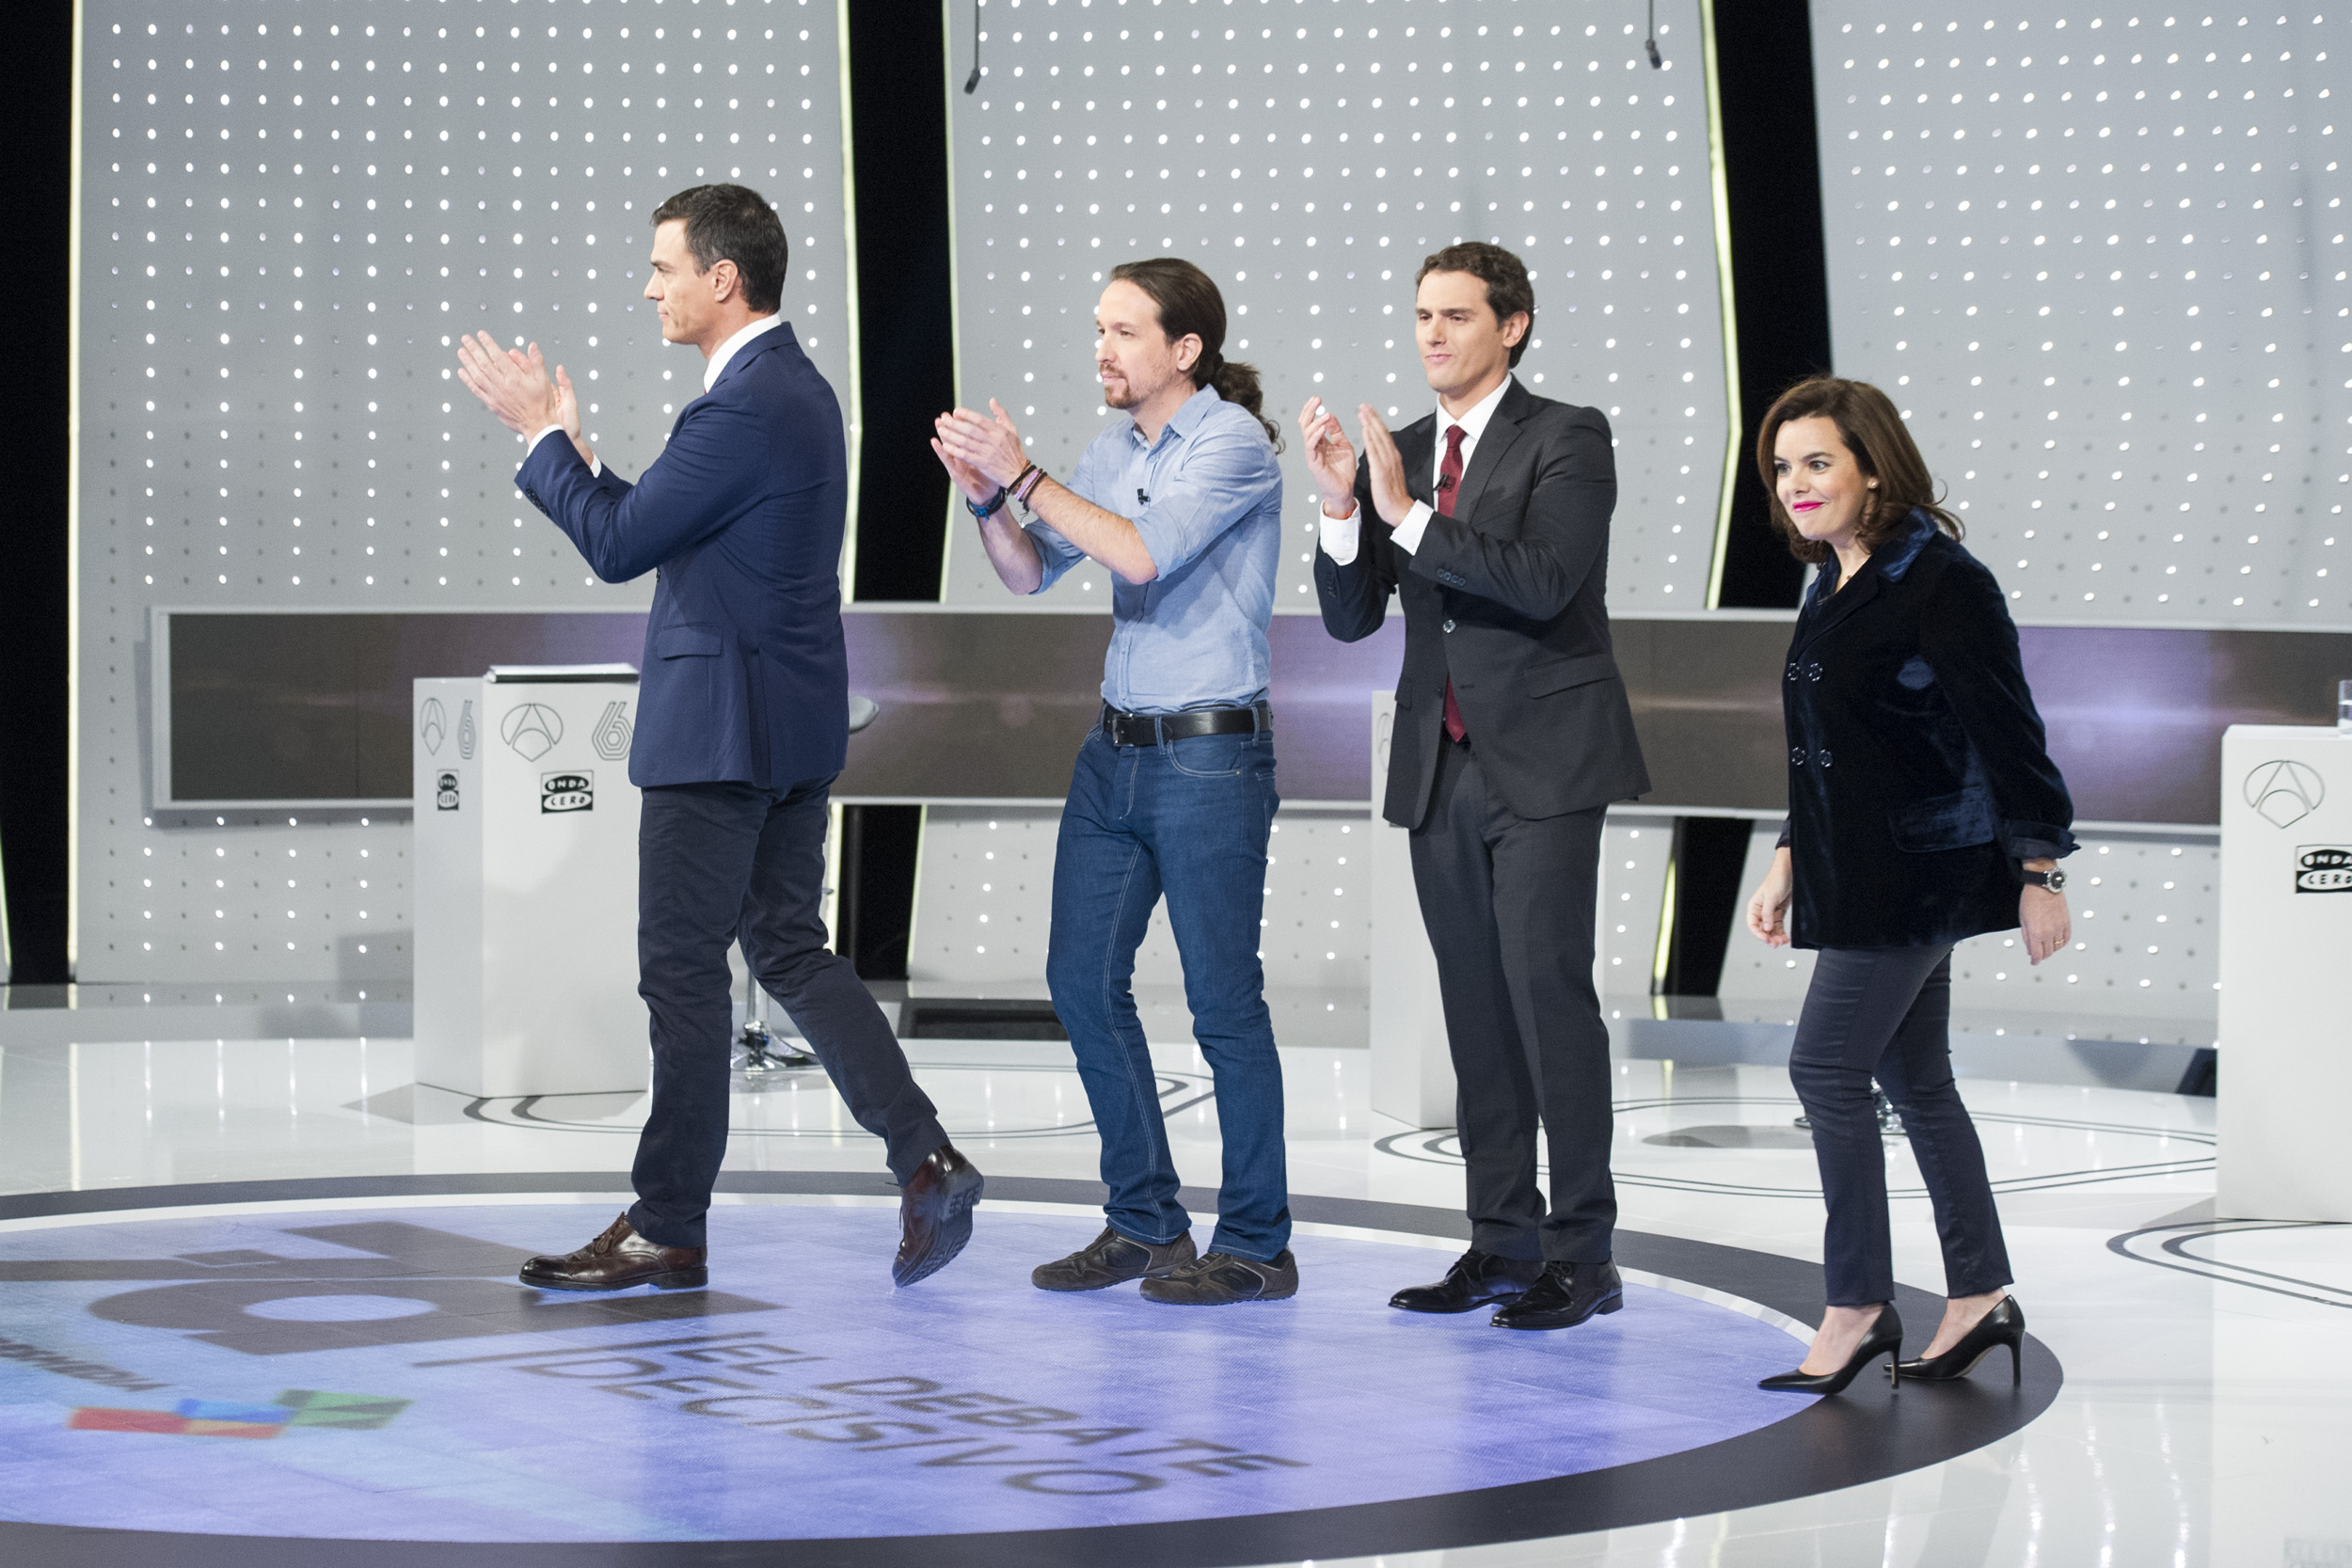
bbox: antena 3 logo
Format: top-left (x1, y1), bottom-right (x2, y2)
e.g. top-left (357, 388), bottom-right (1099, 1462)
top-left (541, 771), bottom-right (595, 814)
top-left (2296, 846), bottom-right (2352, 895)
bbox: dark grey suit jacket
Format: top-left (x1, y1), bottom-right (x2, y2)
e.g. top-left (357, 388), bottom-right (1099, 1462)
top-left (1312, 378), bottom-right (1651, 829)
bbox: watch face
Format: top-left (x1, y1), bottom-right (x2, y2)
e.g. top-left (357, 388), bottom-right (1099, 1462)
top-left (2044, 869), bottom-right (2067, 892)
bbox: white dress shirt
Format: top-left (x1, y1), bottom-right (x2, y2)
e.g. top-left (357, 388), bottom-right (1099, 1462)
top-left (527, 313), bottom-right (783, 474)
top-left (1317, 373), bottom-right (1515, 566)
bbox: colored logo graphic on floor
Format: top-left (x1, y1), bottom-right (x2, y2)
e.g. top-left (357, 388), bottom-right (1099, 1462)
top-left (0, 1203), bottom-right (1811, 1543)
top-left (70, 1389), bottom-right (411, 1440)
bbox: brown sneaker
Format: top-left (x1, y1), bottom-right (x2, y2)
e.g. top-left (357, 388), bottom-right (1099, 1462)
top-left (1031, 1226), bottom-right (1197, 1291)
top-left (518, 1214), bottom-right (707, 1292)
top-left (1138, 1248), bottom-right (1298, 1306)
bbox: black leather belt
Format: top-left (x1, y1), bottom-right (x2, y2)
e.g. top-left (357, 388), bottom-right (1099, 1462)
top-left (1100, 701), bottom-right (1273, 748)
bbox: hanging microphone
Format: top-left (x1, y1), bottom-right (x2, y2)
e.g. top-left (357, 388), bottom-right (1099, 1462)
top-left (1645, 0), bottom-right (1662, 69)
top-left (962, 0), bottom-right (982, 93)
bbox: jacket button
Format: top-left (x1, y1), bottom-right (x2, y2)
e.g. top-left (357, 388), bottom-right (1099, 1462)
top-left (1806, 662), bottom-right (1824, 681)
top-left (1790, 747), bottom-right (1806, 766)
top-left (1819, 749), bottom-right (1835, 768)
top-left (1441, 618), bottom-right (1456, 633)
top-left (1785, 662), bottom-right (1799, 681)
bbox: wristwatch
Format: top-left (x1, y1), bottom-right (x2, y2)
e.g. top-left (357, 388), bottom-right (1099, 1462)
top-left (2020, 866), bottom-right (2067, 893)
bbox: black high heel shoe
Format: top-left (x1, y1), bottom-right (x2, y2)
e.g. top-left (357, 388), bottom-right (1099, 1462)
top-left (1897, 1296), bottom-right (2025, 1385)
top-left (1758, 1304), bottom-right (1904, 1395)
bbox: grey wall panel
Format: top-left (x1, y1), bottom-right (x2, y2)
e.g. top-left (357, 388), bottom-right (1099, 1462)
top-left (1811, 4), bottom-right (2350, 630)
top-left (80, 0), bottom-right (854, 980)
top-left (940, 0), bottom-right (1735, 613)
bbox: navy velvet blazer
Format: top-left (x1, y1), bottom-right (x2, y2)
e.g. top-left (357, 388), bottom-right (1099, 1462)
top-left (1782, 514), bottom-right (2077, 951)
top-left (1312, 379), bottom-right (1651, 828)
top-left (516, 321), bottom-right (850, 791)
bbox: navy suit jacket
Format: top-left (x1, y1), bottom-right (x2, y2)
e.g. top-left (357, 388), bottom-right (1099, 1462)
top-left (516, 320), bottom-right (850, 791)
top-left (1780, 515), bottom-right (2077, 950)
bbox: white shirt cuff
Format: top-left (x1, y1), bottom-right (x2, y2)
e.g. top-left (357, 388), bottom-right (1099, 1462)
top-left (1391, 500), bottom-right (1434, 555)
top-left (1317, 504), bottom-right (1362, 566)
top-left (528, 423), bottom-right (600, 477)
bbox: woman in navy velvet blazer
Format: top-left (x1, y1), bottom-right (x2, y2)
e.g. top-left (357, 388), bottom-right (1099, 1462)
top-left (1743, 378), bottom-right (2075, 1396)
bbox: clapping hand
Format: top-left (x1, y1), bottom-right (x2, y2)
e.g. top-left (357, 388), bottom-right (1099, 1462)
top-left (1356, 404), bottom-right (1417, 526)
top-left (1297, 396), bottom-right (1359, 517)
top-left (932, 400), bottom-right (1029, 494)
top-left (455, 332), bottom-right (586, 462)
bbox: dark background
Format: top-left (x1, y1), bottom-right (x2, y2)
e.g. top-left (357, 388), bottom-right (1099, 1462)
top-left (0, 1), bottom-right (1887, 990)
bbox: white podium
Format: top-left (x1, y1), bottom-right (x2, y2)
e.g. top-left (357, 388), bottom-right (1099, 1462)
top-left (413, 667), bottom-right (650, 1098)
top-left (1368, 695), bottom-right (1457, 1129)
top-left (2218, 723), bottom-right (2352, 1221)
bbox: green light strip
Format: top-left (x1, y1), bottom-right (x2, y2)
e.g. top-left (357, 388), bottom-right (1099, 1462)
top-left (935, 0), bottom-right (969, 600)
top-left (67, 0), bottom-right (87, 973)
top-left (835, 0), bottom-right (866, 602)
top-left (1697, 0), bottom-right (1744, 612)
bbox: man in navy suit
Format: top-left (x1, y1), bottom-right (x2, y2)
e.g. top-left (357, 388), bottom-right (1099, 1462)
top-left (456, 184), bottom-right (980, 1291)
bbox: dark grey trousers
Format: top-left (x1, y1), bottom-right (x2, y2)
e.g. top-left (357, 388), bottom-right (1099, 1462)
top-left (1789, 945), bottom-right (2013, 1306)
top-left (628, 779), bottom-right (947, 1249)
top-left (1409, 736), bottom-right (1615, 1263)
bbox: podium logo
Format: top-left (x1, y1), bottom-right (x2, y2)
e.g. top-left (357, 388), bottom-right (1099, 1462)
top-left (541, 771), bottom-right (595, 814)
top-left (2296, 846), bottom-right (2352, 895)
top-left (2243, 759), bottom-right (2326, 830)
top-left (419, 698), bottom-right (448, 756)
top-left (435, 771), bottom-right (460, 812)
top-left (501, 703), bottom-right (564, 762)
top-left (592, 700), bottom-right (634, 761)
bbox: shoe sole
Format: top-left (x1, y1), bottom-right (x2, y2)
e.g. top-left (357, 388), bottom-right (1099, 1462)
top-left (893, 1168), bottom-right (985, 1288)
top-left (1138, 1281), bottom-right (1299, 1306)
top-left (1493, 1291), bottom-right (1624, 1331)
top-left (1390, 1290), bottom-right (1529, 1314)
top-left (520, 1267), bottom-right (709, 1293)
top-left (1031, 1263), bottom-right (1184, 1292)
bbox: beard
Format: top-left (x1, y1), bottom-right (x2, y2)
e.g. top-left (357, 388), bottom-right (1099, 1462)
top-left (1100, 372), bottom-right (1140, 409)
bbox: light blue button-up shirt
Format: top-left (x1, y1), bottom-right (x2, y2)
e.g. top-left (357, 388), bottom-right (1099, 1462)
top-left (1027, 383), bottom-right (1283, 714)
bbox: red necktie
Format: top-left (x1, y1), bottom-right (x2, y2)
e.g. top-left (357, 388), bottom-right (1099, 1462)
top-left (1438, 425), bottom-right (1468, 743)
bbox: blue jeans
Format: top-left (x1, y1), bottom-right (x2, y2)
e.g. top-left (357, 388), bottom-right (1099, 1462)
top-left (1046, 726), bottom-right (1289, 1261)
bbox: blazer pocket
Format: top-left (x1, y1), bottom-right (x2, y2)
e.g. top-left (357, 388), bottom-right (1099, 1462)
top-left (654, 624), bottom-right (723, 659)
top-left (1888, 787), bottom-right (1999, 853)
top-left (1526, 651), bottom-right (1621, 698)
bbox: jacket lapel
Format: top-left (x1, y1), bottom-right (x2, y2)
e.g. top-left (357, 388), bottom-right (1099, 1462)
top-left (1790, 564), bottom-right (1882, 657)
top-left (1440, 378), bottom-right (1533, 528)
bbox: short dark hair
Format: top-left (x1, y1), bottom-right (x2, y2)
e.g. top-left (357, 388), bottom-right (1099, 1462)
top-left (1414, 242), bottom-right (1536, 367)
top-left (650, 183), bottom-right (788, 314)
top-left (1107, 257), bottom-right (1281, 449)
top-left (1755, 376), bottom-right (1964, 564)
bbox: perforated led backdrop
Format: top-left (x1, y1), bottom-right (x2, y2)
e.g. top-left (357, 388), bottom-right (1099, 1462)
top-left (1812, 4), bottom-right (2350, 629)
top-left (76, 0), bottom-right (856, 982)
top-left (941, 0), bottom-right (1736, 612)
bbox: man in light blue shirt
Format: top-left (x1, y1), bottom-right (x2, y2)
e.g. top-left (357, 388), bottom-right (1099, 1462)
top-left (932, 258), bottom-right (1293, 1305)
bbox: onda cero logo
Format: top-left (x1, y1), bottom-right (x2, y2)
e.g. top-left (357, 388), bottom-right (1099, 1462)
top-left (2296, 846), bottom-right (2352, 895)
top-left (540, 770), bottom-right (595, 814)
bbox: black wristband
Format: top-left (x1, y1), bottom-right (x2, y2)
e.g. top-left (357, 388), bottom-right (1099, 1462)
top-left (965, 485), bottom-right (1009, 521)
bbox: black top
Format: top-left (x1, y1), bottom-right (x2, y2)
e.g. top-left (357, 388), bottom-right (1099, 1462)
top-left (1312, 378), bottom-right (1650, 828)
top-left (1780, 512), bottom-right (2076, 950)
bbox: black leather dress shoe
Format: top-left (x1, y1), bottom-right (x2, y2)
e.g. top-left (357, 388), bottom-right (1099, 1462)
top-left (1139, 1248), bottom-right (1299, 1306)
top-left (1032, 1226), bottom-right (1198, 1291)
top-left (1391, 1249), bottom-right (1545, 1314)
top-left (1490, 1260), bottom-right (1624, 1330)
top-left (519, 1214), bottom-right (707, 1292)
top-left (895, 1142), bottom-right (985, 1287)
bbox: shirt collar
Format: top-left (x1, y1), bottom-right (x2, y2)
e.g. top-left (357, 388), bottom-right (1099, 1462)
top-left (703, 314), bottom-right (784, 392)
top-left (1127, 381), bottom-right (1223, 448)
top-left (1436, 372), bottom-right (1514, 446)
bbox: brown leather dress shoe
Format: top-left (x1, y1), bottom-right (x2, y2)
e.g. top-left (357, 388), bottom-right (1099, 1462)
top-left (894, 1142), bottom-right (984, 1287)
top-left (518, 1213), bottom-right (707, 1292)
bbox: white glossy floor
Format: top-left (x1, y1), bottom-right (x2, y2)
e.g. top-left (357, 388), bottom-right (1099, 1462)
top-left (0, 1014), bottom-right (2344, 1567)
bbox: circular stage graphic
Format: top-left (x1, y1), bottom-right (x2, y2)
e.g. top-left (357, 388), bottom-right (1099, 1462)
top-left (0, 1176), bottom-right (2062, 1567)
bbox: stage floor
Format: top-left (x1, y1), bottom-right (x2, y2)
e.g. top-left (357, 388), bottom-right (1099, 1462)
top-left (0, 1028), bottom-right (2341, 1564)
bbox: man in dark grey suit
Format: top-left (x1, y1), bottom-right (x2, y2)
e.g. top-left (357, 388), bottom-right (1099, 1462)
top-left (1303, 243), bottom-right (1650, 1331)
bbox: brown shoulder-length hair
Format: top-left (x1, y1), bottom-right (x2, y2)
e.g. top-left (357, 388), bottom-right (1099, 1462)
top-left (1755, 376), bottom-right (1963, 564)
